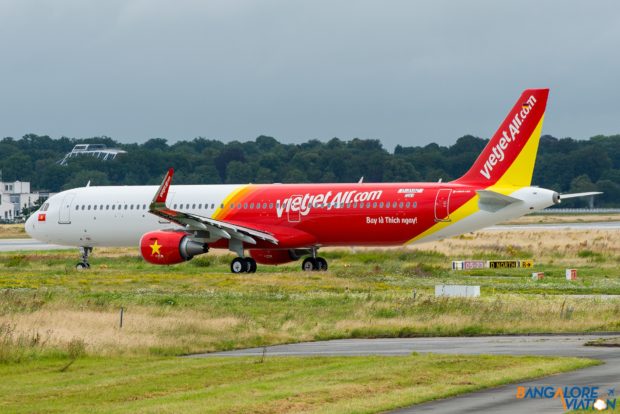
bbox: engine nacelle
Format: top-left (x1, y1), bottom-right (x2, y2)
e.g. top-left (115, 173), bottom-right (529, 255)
top-left (249, 249), bottom-right (300, 265)
top-left (140, 231), bottom-right (207, 265)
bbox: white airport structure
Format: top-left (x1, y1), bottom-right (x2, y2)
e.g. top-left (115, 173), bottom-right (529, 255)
top-left (58, 144), bottom-right (127, 166)
top-left (0, 179), bottom-right (53, 222)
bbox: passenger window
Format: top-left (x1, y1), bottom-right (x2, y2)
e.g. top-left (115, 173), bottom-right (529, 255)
top-left (263, 203), bottom-right (267, 209)
top-left (250, 203), bottom-right (254, 209)
top-left (75, 205), bottom-right (79, 210)
top-left (366, 202), bottom-right (371, 208)
top-left (413, 202), bottom-right (418, 208)
top-left (379, 202), bottom-right (384, 208)
top-left (124, 205), bottom-right (128, 210)
top-left (112, 205), bottom-right (115, 210)
top-left (373, 202), bottom-right (377, 208)
top-left (230, 203), bottom-right (234, 209)
top-left (237, 203), bottom-right (241, 209)
top-left (87, 205), bottom-right (91, 210)
top-left (106, 205), bottom-right (109, 210)
top-left (212, 204), bottom-right (216, 209)
top-left (399, 202), bottom-right (404, 208)
top-left (93, 205), bottom-right (97, 210)
top-left (244, 203), bottom-right (248, 209)
top-left (406, 202), bottom-right (411, 208)
top-left (192, 204), bottom-right (196, 209)
top-left (198, 204), bottom-right (202, 209)
top-left (173, 204), bottom-right (177, 209)
top-left (81, 205), bottom-right (85, 210)
top-left (130, 205), bottom-right (134, 210)
top-left (393, 201), bottom-right (398, 208)
top-left (353, 202), bottom-right (358, 208)
top-left (269, 203), bottom-right (273, 209)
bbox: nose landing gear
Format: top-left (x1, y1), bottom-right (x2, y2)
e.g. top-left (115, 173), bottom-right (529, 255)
top-left (76, 247), bottom-right (92, 270)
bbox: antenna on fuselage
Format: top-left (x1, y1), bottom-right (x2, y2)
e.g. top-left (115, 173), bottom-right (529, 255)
top-left (358, 177), bottom-right (364, 184)
top-left (86, 180), bottom-right (91, 187)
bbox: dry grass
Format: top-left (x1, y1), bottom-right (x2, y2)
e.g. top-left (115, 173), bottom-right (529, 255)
top-left (1, 294), bottom-right (619, 357)
top-left (415, 228), bottom-right (620, 266)
top-left (0, 224), bottom-right (27, 239)
top-left (0, 308), bottom-right (242, 356)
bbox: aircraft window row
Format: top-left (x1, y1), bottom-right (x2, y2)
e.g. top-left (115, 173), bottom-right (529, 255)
top-left (72, 200), bottom-right (418, 212)
top-left (229, 202), bottom-right (273, 209)
top-left (272, 201), bottom-right (418, 209)
top-left (75, 204), bottom-right (148, 211)
top-left (172, 203), bottom-right (218, 210)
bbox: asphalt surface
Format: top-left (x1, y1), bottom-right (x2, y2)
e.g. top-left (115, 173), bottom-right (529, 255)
top-left (195, 335), bottom-right (620, 414)
top-left (0, 238), bottom-right (67, 252)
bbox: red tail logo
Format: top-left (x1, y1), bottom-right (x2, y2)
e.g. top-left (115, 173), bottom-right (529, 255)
top-left (456, 89), bottom-right (549, 187)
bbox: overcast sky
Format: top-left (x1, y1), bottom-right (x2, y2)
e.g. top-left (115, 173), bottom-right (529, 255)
top-left (0, 0), bottom-right (618, 149)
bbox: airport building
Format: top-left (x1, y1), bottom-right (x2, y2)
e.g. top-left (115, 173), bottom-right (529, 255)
top-left (0, 179), bottom-right (53, 222)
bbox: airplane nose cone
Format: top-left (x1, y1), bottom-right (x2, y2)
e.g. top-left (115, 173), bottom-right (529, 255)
top-left (25, 214), bottom-right (36, 238)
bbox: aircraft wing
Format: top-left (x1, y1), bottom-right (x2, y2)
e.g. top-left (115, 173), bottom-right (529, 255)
top-left (148, 168), bottom-right (279, 245)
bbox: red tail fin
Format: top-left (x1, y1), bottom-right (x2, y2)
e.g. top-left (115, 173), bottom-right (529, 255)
top-left (455, 89), bottom-right (549, 187)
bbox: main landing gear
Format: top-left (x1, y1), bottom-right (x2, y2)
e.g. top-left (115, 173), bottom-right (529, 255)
top-left (301, 248), bottom-right (328, 272)
top-left (301, 257), bottom-right (328, 271)
top-left (230, 257), bottom-right (257, 274)
top-left (76, 247), bottom-right (92, 270)
top-left (228, 239), bottom-right (257, 274)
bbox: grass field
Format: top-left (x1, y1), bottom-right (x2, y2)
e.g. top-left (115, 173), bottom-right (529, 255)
top-left (0, 222), bottom-right (618, 412)
top-left (0, 354), bottom-right (597, 414)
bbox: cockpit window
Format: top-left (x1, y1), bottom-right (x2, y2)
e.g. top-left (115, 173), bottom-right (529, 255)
top-left (40, 203), bottom-right (50, 211)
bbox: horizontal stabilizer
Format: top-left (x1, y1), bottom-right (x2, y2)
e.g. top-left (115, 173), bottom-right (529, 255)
top-left (560, 191), bottom-right (603, 200)
top-left (477, 190), bottom-right (522, 212)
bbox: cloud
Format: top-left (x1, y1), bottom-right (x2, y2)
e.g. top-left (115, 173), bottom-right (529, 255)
top-left (0, 0), bottom-right (619, 149)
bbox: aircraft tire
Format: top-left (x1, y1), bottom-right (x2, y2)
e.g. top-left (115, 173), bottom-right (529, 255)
top-left (302, 257), bottom-right (318, 272)
top-left (245, 258), bottom-right (257, 273)
top-left (316, 257), bottom-right (328, 271)
top-left (231, 257), bottom-right (246, 274)
top-left (76, 262), bottom-right (89, 271)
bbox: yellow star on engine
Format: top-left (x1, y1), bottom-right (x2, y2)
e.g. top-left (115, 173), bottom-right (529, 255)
top-left (150, 240), bottom-right (162, 256)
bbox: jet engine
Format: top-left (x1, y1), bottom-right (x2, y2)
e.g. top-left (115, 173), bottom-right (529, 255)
top-left (249, 249), bottom-right (301, 265)
top-left (140, 231), bottom-right (208, 265)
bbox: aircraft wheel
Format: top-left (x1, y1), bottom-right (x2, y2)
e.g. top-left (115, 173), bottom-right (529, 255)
top-left (231, 257), bottom-right (246, 274)
top-left (245, 258), bottom-right (257, 273)
top-left (316, 257), bottom-right (328, 271)
top-left (302, 257), bottom-right (318, 272)
top-left (76, 262), bottom-right (89, 271)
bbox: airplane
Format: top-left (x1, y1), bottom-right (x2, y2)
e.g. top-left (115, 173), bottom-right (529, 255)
top-left (25, 88), bottom-right (599, 273)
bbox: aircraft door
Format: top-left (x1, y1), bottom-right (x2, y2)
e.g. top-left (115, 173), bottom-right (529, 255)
top-left (287, 195), bottom-right (301, 223)
top-left (434, 189), bottom-right (452, 222)
top-left (58, 192), bottom-right (76, 224)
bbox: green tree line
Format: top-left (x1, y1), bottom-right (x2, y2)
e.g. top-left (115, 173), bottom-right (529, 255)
top-left (0, 133), bottom-right (618, 206)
